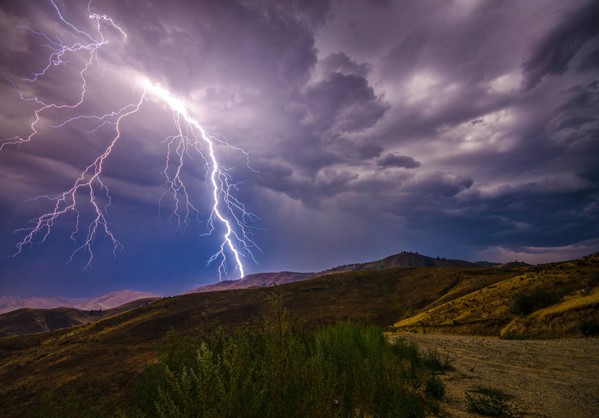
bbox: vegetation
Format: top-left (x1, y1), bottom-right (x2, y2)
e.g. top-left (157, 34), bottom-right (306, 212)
top-left (578, 318), bottom-right (599, 336)
top-left (135, 321), bottom-right (445, 417)
top-left (394, 254), bottom-right (599, 338)
top-left (510, 290), bottom-right (563, 316)
top-left (27, 322), bottom-right (446, 417)
top-left (465, 387), bottom-right (513, 417)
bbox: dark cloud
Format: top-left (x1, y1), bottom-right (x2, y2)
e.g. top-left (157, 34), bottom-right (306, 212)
top-left (320, 52), bottom-right (372, 77)
top-left (521, 0), bottom-right (599, 91)
top-left (377, 153), bottom-right (420, 169)
top-left (302, 72), bottom-right (388, 137)
top-left (578, 48), bottom-right (599, 72)
top-left (1, 0), bottom-right (598, 297)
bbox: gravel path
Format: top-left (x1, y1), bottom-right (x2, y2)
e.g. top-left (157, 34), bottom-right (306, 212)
top-left (398, 334), bottom-right (599, 417)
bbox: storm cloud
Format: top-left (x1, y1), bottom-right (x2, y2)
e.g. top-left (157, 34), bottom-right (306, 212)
top-left (0, 0), bottom-right (598, 297)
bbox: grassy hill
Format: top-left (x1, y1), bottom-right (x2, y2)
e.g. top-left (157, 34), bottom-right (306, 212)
top-left (186, 271), bottom-right (311, 293)
top-left (0, 298), bottom-right (159, 337)
top-left (0, 290), bottom-right (157, 315)
top-left (0, 265), bottom-right (513, 416)
top-left (321, 251), bottom-right (479, 274)
top-left (393, 253), bottom-right (599, 338)
top-left (0, 254), bottom-right (597, 416)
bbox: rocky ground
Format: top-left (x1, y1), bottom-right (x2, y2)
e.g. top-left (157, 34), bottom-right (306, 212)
top-left (399, 334), bottom-right (599, 418)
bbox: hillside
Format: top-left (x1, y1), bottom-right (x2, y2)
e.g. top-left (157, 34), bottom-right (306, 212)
top-left (0, 298), bottom-right (158, 337)
top-left (0, 265), bottom-right (517, 416)
top-left (0, 255), bottom-right (597, 416)
top-left (322, 251), bottom-right (479, 274)
top-left (188, 252), bottom-right (480, 293)
top-left (0, 296), bottom-right (87, 315)
top-left (187, 271), bottom-right (311, 293)
top-left (393, 253), bottom-right (599, 338)
top-left (0, 290), bottom-right (157, 315)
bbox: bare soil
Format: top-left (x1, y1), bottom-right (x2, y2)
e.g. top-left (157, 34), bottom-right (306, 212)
top-left (399, 334), bottom-right (599, 418)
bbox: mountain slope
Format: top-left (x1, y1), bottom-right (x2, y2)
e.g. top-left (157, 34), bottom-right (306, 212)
top-left (187, 271), bottom-right (311, 293)
top-left (393, 253), bottom-right (599, 337)
top-left (189, 252), bottom-right (481, 294)
top-left (75, 290), bottom-right (158, 310)
top-left (0, 298), bottom-right (159, 337)
top-left (1, 255), bottom-right (597, 416)
top-left (322, 251), bottom-right (479, 274)
top-left (0, 290), bottom-right (157, 315)
top-left (0, 296), bottom-right (87, 315)
top-left (0, 265), bottom-right (518, 416)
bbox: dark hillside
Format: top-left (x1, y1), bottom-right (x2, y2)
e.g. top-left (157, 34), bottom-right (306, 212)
top-left (0, 266), bottom-right (516, 416)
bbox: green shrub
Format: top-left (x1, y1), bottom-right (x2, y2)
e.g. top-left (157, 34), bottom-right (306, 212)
top-left (136, 322), bottom-right (443, 417)
top-left (578, 318), bottom-right (599, 336)
top-left (27, 390), bottom-right (124, 418)
top-left (510, 290), bottom-right (562, 316)
top-left (465, 388), bottom-right (513, 417)
top-left (424, 375), bottom-right (445, 399)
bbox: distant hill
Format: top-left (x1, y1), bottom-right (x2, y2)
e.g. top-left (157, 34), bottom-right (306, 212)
top-left (75, 290), bottom-right (159, 310)
top-left (0, 298), bottom-right (158, 337)
top-left (0, 290), bottom-right (157, 315)
top-left (322, 251), bottom-right (479, 274)
top-left (190, 252), bottom-right (481, 294)
top-left (0, 296), bottom-right (86, 315)
top-left (187, 271), bottom-right (311, 293)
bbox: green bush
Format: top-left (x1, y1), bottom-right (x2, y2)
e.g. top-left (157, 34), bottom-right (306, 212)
top-left (465, 388), bottom-right (513, 417)
top-left (136, 322), bottom-right (443, 417)
top-left (510, 290), bottom-right (562, 316)
top-left (578, 318), bottom-right (599, 336)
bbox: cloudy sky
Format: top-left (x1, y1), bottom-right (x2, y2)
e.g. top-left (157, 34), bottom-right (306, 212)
top-left (1, 0), bottom-right (598, 297)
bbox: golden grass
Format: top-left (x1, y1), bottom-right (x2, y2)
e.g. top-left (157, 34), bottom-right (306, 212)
top-left (500, 288), bottom-right (599, 338)
top-left (394, 255), bottom-right (599, 337)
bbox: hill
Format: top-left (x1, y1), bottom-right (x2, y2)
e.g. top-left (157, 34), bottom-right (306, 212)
top-left (0, 254), bottom-right (597, 416)
top-left (187, 271), bottom-right (311, 293)
top-left (0, 298), bottom-right (158, 337)
top-left (0, 265), bottom-right (519, 416)
top-left (393, 253), bottom-right (599, 338)
top-left (0, 290), bottom-right (157, 315)
top-left (0, 296), bottom-right (87, 315)
top-left (188, 252), bottom-right (480, 293)
top-left (322, 251), bottom-right (479, 274)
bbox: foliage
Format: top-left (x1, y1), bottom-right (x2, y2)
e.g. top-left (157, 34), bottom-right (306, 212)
top-left (135, 321), bottom-right (444, 417)
top-left (465, 388), bottom-right (513, 417)
top-left (510, 290), bottom-right (563, 316)
top-left (578, 318), bottom-right (599, 336)
top-left (26, 390), bottom-right (127, 418)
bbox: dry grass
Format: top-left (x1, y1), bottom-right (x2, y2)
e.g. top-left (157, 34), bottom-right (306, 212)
top-left (0, 265), bottom-right (510, 416)
top-left (1, 255), bottom-right (597, 415)
top-left (394, 254), bottom-right (599, 338)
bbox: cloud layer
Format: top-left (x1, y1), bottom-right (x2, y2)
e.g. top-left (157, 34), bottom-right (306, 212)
top-left (0, 0), bottom-right (598, 297)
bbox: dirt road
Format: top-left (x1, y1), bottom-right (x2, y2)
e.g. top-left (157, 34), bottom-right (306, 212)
top-left (399, 334), bottom-right (599, 417)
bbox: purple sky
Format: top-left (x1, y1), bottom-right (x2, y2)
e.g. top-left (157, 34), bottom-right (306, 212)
top-left (1, 0), bottom-right (598, 297)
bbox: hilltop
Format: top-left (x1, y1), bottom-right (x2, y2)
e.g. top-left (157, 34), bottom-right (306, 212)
top-left (187, 271), bottom-right (311, 293)
top-left (321, 251), bottom-right (480, 274)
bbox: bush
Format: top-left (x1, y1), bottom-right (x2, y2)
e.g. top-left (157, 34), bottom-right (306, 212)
top-left (510, 290), bottom-right (562, 316)
top-left (465, 388), bottom-right (513, 417)
top-left (579, 318), bottom-right (599, 336)
top-left (136, 322), bottom-right (443, 417)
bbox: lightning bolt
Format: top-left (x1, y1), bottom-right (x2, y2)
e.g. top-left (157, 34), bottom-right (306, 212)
top-left (1, 0), bottom-right (258, 279)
